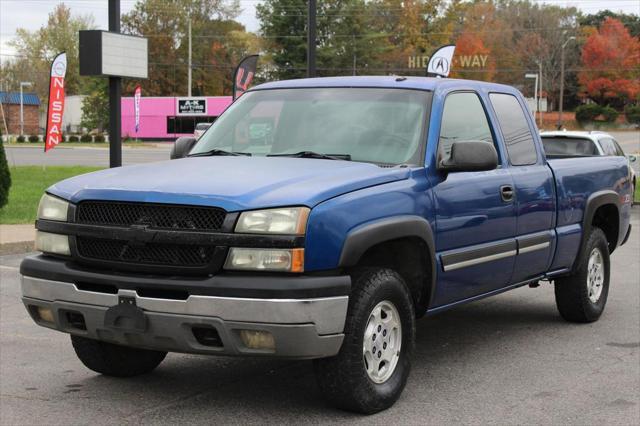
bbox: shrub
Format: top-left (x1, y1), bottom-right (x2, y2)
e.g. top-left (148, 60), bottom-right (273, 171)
top-left (28, 135), bottom-right (40, 143)
top-left (575, 104), bottom-right (602, 123)
top-left (93, 134), bottom-right (105, 143)
top-left (16, 135), bottom-right (26, 143)
top-left (600, 106), bottom-right (619, 123)
top-left (625, 104), bottom-right (640, 124)
top-left (68, 135), bottom-right (79, 142)
top-left (0, 142), bottom-right (10, 208)
top-left (80, 134), bottom-right (93, 143)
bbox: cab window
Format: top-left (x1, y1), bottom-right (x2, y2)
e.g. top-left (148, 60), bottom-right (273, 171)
top-left (489, 93), bottom-right (538, 166)
top-left (438, 92), bottom-right (496, 160)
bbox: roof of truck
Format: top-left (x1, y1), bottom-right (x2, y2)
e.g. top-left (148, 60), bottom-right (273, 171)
top-left (252, 75), bottom-right (519, 94)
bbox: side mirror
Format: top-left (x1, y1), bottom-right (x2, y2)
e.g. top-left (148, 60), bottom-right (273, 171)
top-left (170, 136), bottom-right (197, 159)
top-left (627, 154), bottom-right (637, 163)
top-left (438, 140), bottom-right (499, 172)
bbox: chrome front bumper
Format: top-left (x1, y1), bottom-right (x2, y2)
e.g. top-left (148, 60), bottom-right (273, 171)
top-left (21, 275), bottom-right (348, 359)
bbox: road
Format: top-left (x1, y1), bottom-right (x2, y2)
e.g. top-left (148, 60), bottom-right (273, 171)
top-left (5, 144), bottom-right (172, 167)
top-left (5, 131), bottom-right (639, 168)
top-left (1, 209), bottom-right (638, 424)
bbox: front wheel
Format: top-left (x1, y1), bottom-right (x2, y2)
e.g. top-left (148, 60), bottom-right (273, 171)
top-left (314, 268), bottom-right (415, 414)
top-left (71, 335), bottom-right (167, 377)
top-left (554, 227), bottom-right (610, 323)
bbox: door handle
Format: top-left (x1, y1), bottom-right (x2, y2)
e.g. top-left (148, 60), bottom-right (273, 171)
top-left (500, 185), bottom-right (514, 202)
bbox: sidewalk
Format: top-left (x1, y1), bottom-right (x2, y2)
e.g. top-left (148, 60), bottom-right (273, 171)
top-left (0, 224), bottom-right (35, 255)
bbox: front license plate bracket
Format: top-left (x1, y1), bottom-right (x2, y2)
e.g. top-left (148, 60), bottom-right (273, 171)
top-left (104, 296), bottom-right (147, 333)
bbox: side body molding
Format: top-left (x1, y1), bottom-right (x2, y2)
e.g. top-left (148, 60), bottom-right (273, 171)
top-left (338, 216), bottom-right (437, 308)
top-left (574, 190), bottom-right (621, 269)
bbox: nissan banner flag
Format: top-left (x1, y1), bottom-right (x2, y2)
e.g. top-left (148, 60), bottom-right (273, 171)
top-left (426, 45), bottom-right (456, 78)
top-left (134, 85), bottom-right (141, 133)
top-left (44, 52), bottom-right (67, 152)
top-left (233, 54), bottom-right (259, 100)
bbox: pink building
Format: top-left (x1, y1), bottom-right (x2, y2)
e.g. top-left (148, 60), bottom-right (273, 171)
top-left (121, 96), bottom-right (233, 140)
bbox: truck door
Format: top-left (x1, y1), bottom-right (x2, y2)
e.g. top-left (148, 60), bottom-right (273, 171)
top-left (489, 93), bottom-right (555, 283)
top-left (430, 91), bottom-right (517, 307)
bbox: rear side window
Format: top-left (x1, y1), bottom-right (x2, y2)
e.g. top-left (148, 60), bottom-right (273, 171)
top-left (439, 92), bottom-right (495, 158)
top-left (599, 137), bottom-right (624, 156)
top-left (541, 137), bottom-right (598, 156)
top-left (490, 93), bottom-right (538, 165)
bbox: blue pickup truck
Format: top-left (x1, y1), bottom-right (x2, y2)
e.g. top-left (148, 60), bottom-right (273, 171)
top-left (21, 76), bottom-right (633, 413)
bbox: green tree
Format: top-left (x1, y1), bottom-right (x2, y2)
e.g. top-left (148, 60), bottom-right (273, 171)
top-left (580, 10), bottom-right (640, 38)
top-left (81, 79), bottom-right (109, 132)
top-left (0, 141), bottom-right (11, 209)
top-left (122, 0), bottom-right (242, 96)
top-left (6, 4), bottom-right (95, 98)
top-left (256, 0), bottom-right (308, 80)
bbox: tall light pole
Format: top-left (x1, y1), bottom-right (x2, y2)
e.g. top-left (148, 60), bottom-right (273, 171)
top-left (307, 0), bottom-right (317, 77)
top-left (557, 36), bottom-right (576, 129)
top-left (108, 0), bottom-right (122, 168)
top-left (19, 81), bottom-right (32, 136)
top-left (525, 73), bottom-right (539, 122)
top-left (187, 15), bottom-right (192, 97)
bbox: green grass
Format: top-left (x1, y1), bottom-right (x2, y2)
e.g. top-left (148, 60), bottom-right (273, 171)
top-left (0, 166), bottom-right (102, 224)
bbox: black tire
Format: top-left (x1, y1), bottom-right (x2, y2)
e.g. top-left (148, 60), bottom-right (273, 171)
top-left (555, 227), bottom-right (610, 323)
top-left (314, 268), bottom-right (416, 414)
top-left (71, 335), bottom-right (167, 377)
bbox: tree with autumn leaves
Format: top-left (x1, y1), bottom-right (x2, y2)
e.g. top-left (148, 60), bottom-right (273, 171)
top-left (579, 17), bottom-right (640, 108)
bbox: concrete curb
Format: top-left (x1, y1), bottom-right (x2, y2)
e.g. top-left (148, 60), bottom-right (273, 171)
top-left (0, 241), bottom-right (34, 256)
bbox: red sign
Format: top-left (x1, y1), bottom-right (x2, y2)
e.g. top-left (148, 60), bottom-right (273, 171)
top-left (45, 52), bottom-right (67, 152)
top-left (233, 55), bottom-right (258, 100)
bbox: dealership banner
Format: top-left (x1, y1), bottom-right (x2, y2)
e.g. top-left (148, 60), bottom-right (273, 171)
top-left (44, 52), bottom-right (67, 152)
top-left (233, 54), bottom-right (258, 100)
top-left (426, 45), bottom-right (456, 78)
top-left (134, 85), bottom-right (141, 133)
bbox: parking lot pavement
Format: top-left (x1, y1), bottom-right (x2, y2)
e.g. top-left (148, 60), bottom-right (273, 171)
top-left (1, 209), bottom-right (638, 425)
top-left (5, 144), bottom-right (172, 167)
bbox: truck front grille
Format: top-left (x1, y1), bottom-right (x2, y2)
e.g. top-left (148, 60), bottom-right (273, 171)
top-left (76, 201), bottom-right (226, 231)
top-left (76, 237), bottom-right (216, 267)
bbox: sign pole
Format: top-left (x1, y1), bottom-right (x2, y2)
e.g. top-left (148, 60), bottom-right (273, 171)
top-left (307, 0), bottom-right (316, 77)
top-left (108, 0), bottom-right (122, 168)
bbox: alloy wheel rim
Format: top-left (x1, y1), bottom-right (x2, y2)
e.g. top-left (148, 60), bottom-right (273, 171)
top-left (587, 247), bottom-right (605, 303)
top-left (362, 300), bottom-right (402, 384)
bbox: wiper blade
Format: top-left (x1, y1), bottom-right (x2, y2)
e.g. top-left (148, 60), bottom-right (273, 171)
top-left (268, 151), bottom-right (351, 161)
top-left (189, 149), bottom-right (251, 157)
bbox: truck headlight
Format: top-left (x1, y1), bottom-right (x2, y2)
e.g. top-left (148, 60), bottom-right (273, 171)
top-left (224, 248), bottom-right (304, 272)
top-left (37, 194), bottom-right (69, 221)
top-left (235, 207), bottom-right (309, 235)
top-left (35, 231), bottom-right (70, 255)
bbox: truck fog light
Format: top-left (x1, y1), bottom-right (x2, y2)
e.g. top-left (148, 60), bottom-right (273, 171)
top-left (35, 231), bottom-right (70, 255)
top-left (37, 307), bottom-right (55, 324)
top-left (224, 248), bottom-right (304, 272)
top-left (239, 330), bottom-right (275, 350)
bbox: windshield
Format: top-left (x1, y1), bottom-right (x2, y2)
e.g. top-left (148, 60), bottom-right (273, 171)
top-left (191, 88), bottom-right (432, 165)
top-left (541, 136), bottom-right (598, 156)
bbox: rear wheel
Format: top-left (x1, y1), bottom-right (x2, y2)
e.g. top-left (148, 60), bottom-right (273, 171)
top-left (554, 227), bottom-right (610, 323)
top-left (71, 335), bottom-right (167, 377)
top-left (314, 268), bottom-right (415, 414)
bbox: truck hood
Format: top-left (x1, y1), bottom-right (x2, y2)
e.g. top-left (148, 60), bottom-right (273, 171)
top-left (48, 156), bottom-right (411, 211)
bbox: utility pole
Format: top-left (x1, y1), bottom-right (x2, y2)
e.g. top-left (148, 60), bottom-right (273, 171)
top-left (307, 0), bottom-right (316, 77)
top-left (557, 36), bottom-right (576, 129)
top-left (538, 61), bottom-right (543, 128)
top-left (187, 16), bottom-right (192, 97)
top-left (108, 0), bottom-right (122, 168)
top-left (19, 81), bottom-right (32, 136)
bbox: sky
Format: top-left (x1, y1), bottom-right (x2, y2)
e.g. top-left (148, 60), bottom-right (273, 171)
top-left (1, 0), bottom-right (639, 61)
